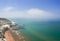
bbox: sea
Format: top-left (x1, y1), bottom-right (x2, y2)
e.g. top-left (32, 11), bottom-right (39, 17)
top-left (10, 18), bottom-right (60, 41)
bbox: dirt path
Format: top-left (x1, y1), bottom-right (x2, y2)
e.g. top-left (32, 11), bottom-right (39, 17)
top-left (4, 30), bottom-right (15, 41)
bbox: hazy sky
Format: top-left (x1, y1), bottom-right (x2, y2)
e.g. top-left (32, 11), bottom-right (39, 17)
top-left (0, 0), bottom-right (60, 20)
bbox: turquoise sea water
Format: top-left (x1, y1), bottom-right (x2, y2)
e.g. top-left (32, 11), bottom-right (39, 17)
top-left (11, 19), bottom-right (60, 41)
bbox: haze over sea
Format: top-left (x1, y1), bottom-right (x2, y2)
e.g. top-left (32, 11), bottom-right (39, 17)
top-left (11, 18), bottom-right (60, 41)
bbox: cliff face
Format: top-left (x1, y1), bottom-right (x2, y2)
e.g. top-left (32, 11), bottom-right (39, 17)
top-left (0, 18), bottom-right (15, 41)
top-left (0, 18), bottom-right (27, 41)
top-left (4, 30), bottom-right (15, 41)
top-left (4, 29), bottom-right (27, 41)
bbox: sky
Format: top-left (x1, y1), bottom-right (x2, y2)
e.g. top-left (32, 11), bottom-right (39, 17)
top-left (0, 0), bottom-right (60, 20)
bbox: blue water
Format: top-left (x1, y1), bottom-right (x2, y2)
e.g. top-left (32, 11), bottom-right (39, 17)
top-left (11, 19), bottom-right (60, 41)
